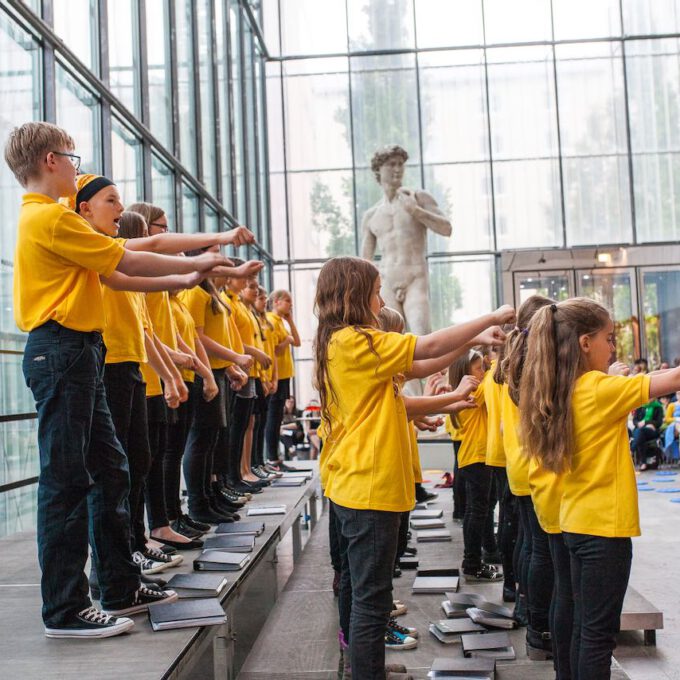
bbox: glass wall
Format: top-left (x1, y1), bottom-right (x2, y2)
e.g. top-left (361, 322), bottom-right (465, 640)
top-left (265, 0), bottom-right (680, 401)
top-left (0, 0), bottom-right (272, 536)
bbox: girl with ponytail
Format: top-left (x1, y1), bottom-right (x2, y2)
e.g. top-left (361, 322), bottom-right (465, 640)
top-left (519, 297), bottom-right (680, 680)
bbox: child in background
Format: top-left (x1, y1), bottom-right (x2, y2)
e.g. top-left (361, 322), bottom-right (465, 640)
top-left (448, 351), bottom-right (502, 582)
top-left (265, 290), bottom-right (301, 469)
top-left (315, 256), bottom-right (514, 678)
top-left (519, 298), bottom-right (680, 679)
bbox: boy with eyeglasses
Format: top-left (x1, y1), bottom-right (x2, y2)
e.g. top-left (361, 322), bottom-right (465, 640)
top-left (3, 122), bottom-right (233, 638)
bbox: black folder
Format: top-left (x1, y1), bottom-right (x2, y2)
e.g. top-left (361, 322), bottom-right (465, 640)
top-left (165, 573), bottom-right (228, 598)
top-left (148, 598), bottom-right (226, 631)
top-left (203, 535), bottom-right (255, 553)
top-left (193, 550), bottom-right (250, 571)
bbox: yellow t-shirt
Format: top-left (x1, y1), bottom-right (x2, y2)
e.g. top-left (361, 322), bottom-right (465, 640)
top-left (323, 326), bottom-right (417, 512)
top-left (445, 414), bottom-right (461, 441)
top-left (409, 422), bottom-right (423, 484)
top-left (501, 384), bottom-right (530, 496)
top-left (560, 371), bottom-right (651, 538)
top-left (267, 312), bottom-right (295, 380)
top-left (665, 402), bottom-right (675, 426)
top-left (181, 286), bottom-right (231, 370)
top-left (483, 364), bottom-right (505, 467)
top-left (456, 384), bottom-right (487, 469)
top-left (102, 287), bottom-right (148, 364)
top-left (224, 290), bottom-right (251, 346)
top-left (242, 306), bottom-right (265, 379)
top-left (169, 294), bottom-right (197, 383)
top-left (528, 459), bottom-right (565, 534)
top-left (140, 291), bottom-right (178, 396)
top-left (259, 316), bottom-right (276, 382)
top-left (14, 193), bottom-right (125, 332)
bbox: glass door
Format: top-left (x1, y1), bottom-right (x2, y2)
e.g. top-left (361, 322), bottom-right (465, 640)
top-left (639, 267), bottom-right (680, 369)
top-left (513, 270), bottom-right (573, 306)
top-left (576, 268), bottom-right (639, 365)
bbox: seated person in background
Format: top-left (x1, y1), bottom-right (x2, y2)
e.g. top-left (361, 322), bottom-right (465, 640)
top-left (663, 391), bottom-right (680, 458)
top-left (280, 395), bottom-right (303, 458)
top-left (303, 399), bottom-right (322, 460)
top-left (632, 357), bottom-right (649, 374)
top-left (631, 397), bottom-right (664, 468)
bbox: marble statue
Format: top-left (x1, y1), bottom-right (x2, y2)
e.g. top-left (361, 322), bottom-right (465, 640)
top-left (360, 145), bottom-right (452, 335)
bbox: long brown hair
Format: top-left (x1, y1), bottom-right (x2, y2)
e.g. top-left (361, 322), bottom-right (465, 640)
top-left (447, 349), bottom-right (483, 428)
top-left (313, 256), bottom-right (380, 430)
top-left (519, 297), bottom-right (611, 473)
top-left (127, 201), bottom-right (165, 226)
top-left (117, 210), bottom-right (147, 239)
top-left (377, 306), bottom-right (405, 333)
top-left (499, 295), bottom-right (555, 398)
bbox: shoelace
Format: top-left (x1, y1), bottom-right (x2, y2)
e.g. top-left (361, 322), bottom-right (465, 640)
top-left (137, 584), bottom-right (164, 600)
top-left (79, 606), bottom-right (114, 625)
top-left (132, 552), bottom-right (155, 570)
top-left (145, 547), bottom-right (169, 561)
top-left (388, 618), bottom-right (412, 636)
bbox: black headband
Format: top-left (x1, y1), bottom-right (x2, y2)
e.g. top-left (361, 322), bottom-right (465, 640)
top-left (75, 176), bottom-right (115, 213)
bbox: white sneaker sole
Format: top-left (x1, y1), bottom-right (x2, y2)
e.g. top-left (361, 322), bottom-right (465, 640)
top-left (104, 590), bottom-right (178, 616)
top-left (141, 561), bottom-right (173, 575)
top-left (45, 618), bottom-right (134, 639)
top-left (386, 640), bottom-right (418, 650)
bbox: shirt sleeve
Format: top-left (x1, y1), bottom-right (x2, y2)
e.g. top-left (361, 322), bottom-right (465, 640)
top-left (139, 295), bottom-right (152, 332)
top-left (595, 373), bottom-right (651, 421)
top-left (51, 212), bottom-right (125, 277)
top-left (371, 330), bottom-right (417, 380)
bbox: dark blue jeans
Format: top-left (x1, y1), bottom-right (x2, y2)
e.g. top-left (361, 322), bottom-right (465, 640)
top-left (549, 533), bottom-right (574, 680)
top-left (264, 378), bottom-right (290, 461)
top-left (23, 322), bottom-right (139, 625)
top-left (493, 467), bottom-right (518, 588)
top-left (332, 502), bottom-right (400, 680)
top-left (517, 495), bottom-right (553, 632)
top-left (564, 532), bottom-right (632, 680)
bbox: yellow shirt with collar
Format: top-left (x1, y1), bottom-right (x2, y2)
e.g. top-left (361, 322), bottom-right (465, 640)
top-left (169, 294), bottom-right (197, 383)
top-left (140, 291), bottom-right (178, 396)
top-left (267, 312), bottom-right (295, 380)
top-left (560, 371), bottom-right (650, 538)
top-left (501, 384), bottom-right (530, 496)
top-left (483, 363), bottom-right (505, 467)
top-left (324, 326), bottom-right (417, 512)
top-left (14, 193), bottom-right (124, 332)
top-left (456, 384), bottom-right (487, 469)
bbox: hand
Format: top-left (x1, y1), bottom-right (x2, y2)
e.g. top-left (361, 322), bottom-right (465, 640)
top-left (474, 325), bottom-right (507, 347)
top-left (227, 365), bottom-right (248, 390)
top-left (444, 397), bottom-right (478, 415)
top-left (233, 260), bottom-right (264, 278)
top-left (219, 225), bottom-right (255, 247)
top-left (271, 379), bottom-right (278, 394)
top-left (176, 379), bottom-right (189, 403)
top-left (493, 304), bottom-right (516, 326)
top-left (255, 349), bottom-right (272, 369)
top-left (398, 188), bottom-right (418, 215)
top-left (608, 361), bottom-right (630, 376)
top-left (183, 271), bottom-right (205, 288)
top-left (452, 374), bottom-right (480, 400)
top-left (262, 382), bottom-right (271, 397)
top-left (424, 371), bottom-right (446, 397)
top-left (414, 415), bottom-right (443, 431)
top-left (236, 354), bottom-right (254, 372)
top-left (202, 376), bottom-right (218, 402)
top-left (193, 251), bottom-right (233, 273)
top-left (164, 381), bottom-right (180, 409)
top-left (173, 352), bottom-right (194, 370)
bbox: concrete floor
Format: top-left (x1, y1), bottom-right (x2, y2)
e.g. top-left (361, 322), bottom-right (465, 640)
top-left (240, 463), bottom-right (678, 680)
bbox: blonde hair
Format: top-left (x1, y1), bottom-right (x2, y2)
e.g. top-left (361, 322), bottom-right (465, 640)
top-left (377, 307), bottom-right (405, 334)
top-left (267, 289), bottom-right (291, 311)
top-left (127, 201), bottom-right (165, 225)
top-left (447, 349), bottom-right (483, 428)
top-left (519, 297), bottom-right (611, 473)
top-left (4, 122), bottom-right (75, 187)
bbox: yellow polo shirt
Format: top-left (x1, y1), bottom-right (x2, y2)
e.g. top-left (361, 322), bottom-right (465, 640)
top-left (267, 312), bottom-right (295, 380)
top-left (14, 193), bottom-right (124, 332)
top-left (501, 384), bottom-right (530, 496)
top-left (140, 291), bottom-right (178, 396)
top-left (409, 422), bottom-right (423, 484)
top-left (169, 294), bottom-right (197, 383)
top-left (323, 326), bottom-right (417, 512)
top-left (560, 371), bottom-right (650, 538)
top-left (483, 364), bottom-right (505, 467)
top-left (102, 288), bottom-right (148, 364)
top-left (456, 384), bottom-right (487, 469)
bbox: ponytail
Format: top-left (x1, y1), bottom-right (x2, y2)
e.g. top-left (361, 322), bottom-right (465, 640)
top-left (519, 297), bottom-right (611, 473)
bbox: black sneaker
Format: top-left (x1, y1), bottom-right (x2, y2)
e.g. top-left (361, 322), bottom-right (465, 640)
top-left (215, 485), bottom-right (246, 507)
top-left (503, 584), bottom-right (516, 603)
top-left (251, 466), bottom-right (272, 480)
top-left (90, 574), bottom-right (166, 601)
top-left (208, 497), bottom-right (238, 522)
top-left (170, 518), bottom-right (203, 540)
top-left (190, 508), bottom-right (233, 525)
top-left (403, 546), bottom-right (417, 556)
top-left (463, 564), bottom-right (503, 582)
top-left (143, 545), bottom-right (183, 567)
top-left (45, 606), bottom-right (134, 639)
top-left (415, 484), bottom-right (438, 503)
top-left (388, 617), bottom-right (419, 639)
top-left (384, 629), bottom-right (418, 650)
top-left (182, 514), bottom-right (211, 533)
top-left (104, 584), bottom-right (178, 616)
top-left (233, 481), bottom-right (263, 495)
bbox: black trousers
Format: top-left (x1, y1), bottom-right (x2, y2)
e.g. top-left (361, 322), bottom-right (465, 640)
top-left (251, 380), bottom-right (269, 468)
top-left (452, 440), bottom-right (466, 518)
top-left (145, 394), bottom-right (168, 533)
top-left (459, 462), bottom-right (491, 570)
top-left (264, 378), bottom-right (290, 461)
top-left (493, 467), bottom-right (518, 588)
top-left (550, 533), bottom-right (574, 680)
top-left (564, 533), bottom-right (631, 680)
top-left (163, 383), bottom-right (192, 521)
top-left (226, 385), bottom-right (254, 483)
top-left (103, 362), bottom-right (152, 554)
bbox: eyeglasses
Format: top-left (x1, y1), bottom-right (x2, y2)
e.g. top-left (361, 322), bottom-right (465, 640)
top-left (51, 151), bottom-right (81, 172)
top-left (148, 222), bottom-right (169, 232)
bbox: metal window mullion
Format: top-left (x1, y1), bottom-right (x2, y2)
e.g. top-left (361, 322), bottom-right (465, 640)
top-left (260, 52), bottom-right (272, 255)
top-left (225, 1), bottom-right (238, 216)
top-left (99, 0), bottom-right (112, 177)
top-left (344, 0), bottom-right (359, 254)
top-left (137, 0), bottom-right (152, 198)
top-left (41, 0), bottom-right (56, 121)
top-left (251, 42), bottom-right (262, 234)
top-left (413, 0), bottom-right (426, 190)
top-left (191, 0), bottom-right (204, 231)
top-left (239, 9), bottom-right (251, 226)
top-left (208, 0), bottom-right (223, 205)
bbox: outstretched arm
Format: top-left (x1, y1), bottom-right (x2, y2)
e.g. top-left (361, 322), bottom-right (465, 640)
top-left (399, 189), bottom-right (452, 237)
top-left (123, 225), bottom-right (255, 253)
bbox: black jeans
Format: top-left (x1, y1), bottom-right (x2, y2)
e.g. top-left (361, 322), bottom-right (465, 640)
top-left (564, 533), bottom-right (632, 680)
top-left (631, 426), bottom-right (658, 465)
top-left (24, 322), bottom-right (139, 625)
top-left (251, 381), bottom-right (269, 468)
top-left (264, 377), bottom-right (290, 461)
top-left (227, 385), bottom-right (254, 484)
top-left (145, 395), bottom-right (168, 532)
top-left (103, 362), bottom-right (152, 553)
top-left (333, 502), bottom-right (400, 680)
top-left (328, 501), bottom-right (342, 573)
top-left (517, 495), bottom-right (554, 632)
top-left (163, 384), bottom-right (192, 521)
top-left (493, 467), bottom-right (518, 588)
top-left (459, 462), bottom-right (491, 570)
top-left (550, 533), bottom-right (574, 680)
top-left (452, 440), bottom-right (466, 518)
